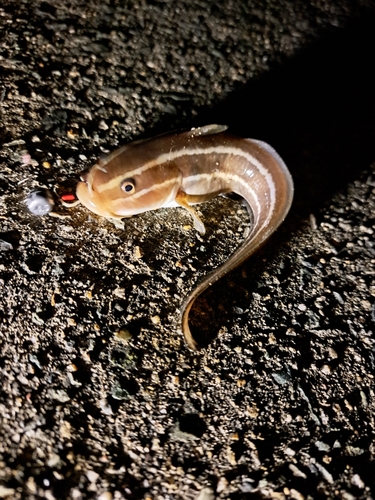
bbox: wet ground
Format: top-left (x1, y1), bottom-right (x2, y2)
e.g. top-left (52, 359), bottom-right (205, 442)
top-left (1, 0), bottom-right (375, 499)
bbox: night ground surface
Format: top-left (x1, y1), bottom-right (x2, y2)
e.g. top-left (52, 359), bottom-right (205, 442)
top-left (1, 0), bottom-right (375, 499)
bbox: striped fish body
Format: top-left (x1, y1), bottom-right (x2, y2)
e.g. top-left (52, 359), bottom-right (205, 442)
top-left (76, 125), bottom-right (294, 350)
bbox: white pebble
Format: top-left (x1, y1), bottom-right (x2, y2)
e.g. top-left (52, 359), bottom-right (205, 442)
top-left (86, 470), bottom-right (99, 483)
top-left (97, 493), bottom-right (112, 500)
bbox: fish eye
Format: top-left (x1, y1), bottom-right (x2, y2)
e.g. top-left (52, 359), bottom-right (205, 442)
top-left (120, 178), bottom-right (135, 194)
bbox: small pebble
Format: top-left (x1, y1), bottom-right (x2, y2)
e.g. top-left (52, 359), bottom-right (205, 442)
top-left (151, 315), bottom-right (160, 325)
top-left (26, 477), bottom-right (37, 494)
top-left (351, 474), bottom-right (365, 489)
top-left (196, 487), bottom-right (215, 500)
top-left (115, 329), bottom-right (132, 341)
top-left (47, 453), bottom-right (61, 467)
top-left (133, 246), bottom-right (143, 259)
top-left (70, 488), bottom-right (82, 499)
top-left (0, 239), bottom-right (13, 251)
top-left (226, 447), bottom-right (237, 465)
top-left (99, 399), bottom-right (113, 415)
top-left (97, 492), bottom-right (112, 500)
top-left (0, 486), bottom-right (16, 497)
top-left (60, 421), bottom-right (71, 438)
top-left (99, 120), bottom-right (109, 130)
top-left (321, 364), bottom-right (331, 374)
top-left (86, 470), bottom-right (99, 483)
top-left (113, 287), bottom-right (126, 298)
top-left (289, 464), bottom-right (307, 479)
top-left (216, 477), bottom-right (228, 493)
top-left (315, 440), bottom-right (330, 452)
top-left (289, 489), bottom-right (305, 500)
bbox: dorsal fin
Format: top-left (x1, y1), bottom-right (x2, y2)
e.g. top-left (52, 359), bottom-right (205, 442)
top-left (189, 124), bottom-right (228, 137)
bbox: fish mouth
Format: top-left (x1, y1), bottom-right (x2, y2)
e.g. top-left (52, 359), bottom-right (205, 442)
top-left (76, 180), bottom-right (90, 206)
top-left (76, 180), bottom-right (120, 219)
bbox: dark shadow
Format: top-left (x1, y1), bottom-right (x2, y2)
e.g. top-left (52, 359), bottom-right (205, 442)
top-left (0, 230), bottom-right (21, 249)
top-left (183, 14), bottom-right (375, 348)
top-left (187, 228), bottom-right (289, 349)
top-left (200, 14), bottom-right (375, 212)
top-left (178, 413), bottom-right (207, 438)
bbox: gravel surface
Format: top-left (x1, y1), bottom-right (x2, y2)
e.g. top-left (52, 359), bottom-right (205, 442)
top-left (1, 0), bottom-right (375, 499)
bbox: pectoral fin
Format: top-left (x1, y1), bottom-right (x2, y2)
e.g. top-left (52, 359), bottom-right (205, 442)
top-left (175, 191), bottom-right (206, 234)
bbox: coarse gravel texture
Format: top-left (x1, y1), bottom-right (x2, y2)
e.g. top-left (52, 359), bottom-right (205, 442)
top-left (1, 0), bottom-right (375, 499)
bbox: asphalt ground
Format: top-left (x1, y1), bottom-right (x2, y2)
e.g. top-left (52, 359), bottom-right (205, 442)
top-left (1, 0), bottom-right (375, 499)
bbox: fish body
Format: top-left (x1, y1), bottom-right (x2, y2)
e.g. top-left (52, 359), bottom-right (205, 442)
top-left (76, 125), bottom-right (294, 350)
